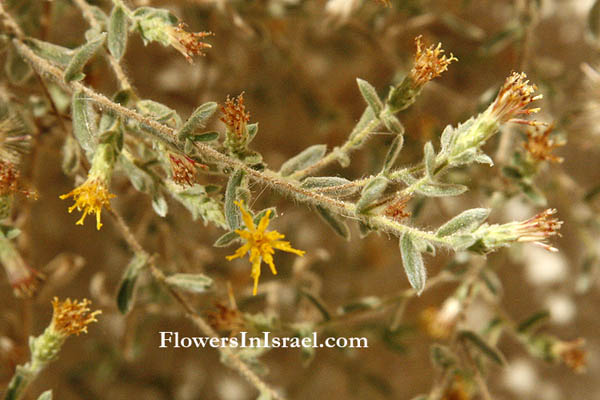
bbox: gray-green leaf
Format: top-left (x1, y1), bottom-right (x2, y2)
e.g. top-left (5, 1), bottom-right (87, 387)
top-left (424, 142), bottom-right (436, 177)
top-left (436, 208), bottom-right (490, 237)
top-left (415, 182), bottom-right (467, 197)
top-left (177, 102), bottom-right (218, 139)
top-left (382, 135), bottom-right (404, 173)
top-left (225, 169), bottom-right (245, 229)
top-left (64, 33), bottom-right (106, 82)
top-left (315, 205), bottom-right (350, 240)
top-left (108, 6), bottom-right (128, 60)
top-left (356, 176), bottom-right (389, 214)
top-left (117, 254), bottom-right (148, 314)
top-left (165, 273), bottom-right (213, 293)
top-left (71, 90), bottom-right (97, 159)
top-left (280, 144), bottom-right (327, 176)
top-left (400, 233), bottom-right (426, 295)
top-left (357, 78), bottom-right (383, 115)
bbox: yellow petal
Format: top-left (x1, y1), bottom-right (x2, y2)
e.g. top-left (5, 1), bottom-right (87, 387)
top-left (262, 253), bottom-right (277, 275)
top-left (226, 243), bottom-right (251, 261)
top-left (272, 240), bottom-right (305, 256)
top-left (257, 210), bottom-right (272, 233)
top-left (235, 200), bottom-right (255, 231)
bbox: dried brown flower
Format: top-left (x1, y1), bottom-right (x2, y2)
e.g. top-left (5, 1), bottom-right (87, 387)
top-left (523, 124), bottom-right (565, 163)
top-left (220, 93), bottom-right (250, 140)
top-left (166, 23), bottom-right (212, 63)
top-left (490, 72), bottom-right (543, 126)
top-left (50, 297), bottom-right (101, 337)
top-left (411, 35), bottom-right (457, 87)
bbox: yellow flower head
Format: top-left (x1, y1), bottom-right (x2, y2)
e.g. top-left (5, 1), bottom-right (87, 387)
top-left (226, 200), bottom-right (305, 295)
top-left (59, 178), bottom-right (115, 230)
top-left (50, 297), bottom-right (101, 337)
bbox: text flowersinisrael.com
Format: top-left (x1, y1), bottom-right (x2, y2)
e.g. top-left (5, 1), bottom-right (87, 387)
top-left (159, 331), bottom-right (368, 349)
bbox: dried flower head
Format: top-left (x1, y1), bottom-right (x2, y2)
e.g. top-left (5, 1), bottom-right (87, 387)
top-left (1, 248), bottom-right (44, 298)
top-left (523, 124), bottom-right (565, 163)
top-left (168, 153), bottom-right (199, 187)
top-left (60, 178), bottom-right (115, 230)
top-left (420, 298), bottom-right (461, 339)
top-left (411, 35), bottom-right (457, 88)
top-left (0, 160), bottom-right (18, 196)
top-left (49, 297), bottom-right (101, 337)
top-left (552, 338), bottom-right (586, 373)
top-left (207, 302), bottom-right (245, 335)
top-left (443, 376), bottom-right (471, 400)
top-left (220, 93), bottom-right (250, 140)
top-left (0, 112), bottom-right (31, 163)
top-left (226, 200), bottom-right (305, 295)
top-left (384, 195), bottom-right (411, 221)
top-left (513, 208), bottom-right (562, 252)
top-left (490, 72), bottom-right (543, 126)
top-left (166, 23), bottom-right (212, 63)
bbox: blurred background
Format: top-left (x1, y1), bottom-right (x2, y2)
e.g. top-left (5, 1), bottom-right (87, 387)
top-left (1, 0), bottom-right (600, 399)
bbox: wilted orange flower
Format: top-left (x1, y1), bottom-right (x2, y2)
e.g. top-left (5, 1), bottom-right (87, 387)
top-left (523, 124), bottom-right (565, 163)
top-left (168, 153), bottom-right (200, 187)
top-left (411, 35), bottom-right (457, 87)
top-left (166, 23), bottom-right (212, 63)
top-left (220, 93), bottom-right (250, 140)
top-left (50, 297), bottom-right (101, 337)
top-left (490, 72), bottom-right (543, 126)
top-left (513, 208), bottom-right (562, 252)
top-left (553, 338), bottom-right (587, 373)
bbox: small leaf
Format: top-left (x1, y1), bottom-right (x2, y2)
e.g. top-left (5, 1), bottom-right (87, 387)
top-left (71, 90), bottom-right (98, 159)
top-left (382, 135), bottom-right (404, 173)
top-left (25, 38), bottom-right (74, 67)
top-left (415, 182), bottom-right (467, 197)
top-left (279, 144), bottom-right (327, 176)
top-left (213, 231), bottom-right (239, 247)
top-left (300, 176), bottom-right (358, 196)
top-left (108, 6), bottom-right (129, 60)
top-left (430, 344), bottom-right (457, 369)
top-left (151, 193), bottom-right (168, 217)
top-left (357, 78), bottom-right (383, 115)
top-left (356, 176), bottom-right (389, 214)
top-left (177, 102), bottom-right (218, 139)
top-left (424, 142), bottom-right (436, 177)
top-left (459, 330), bottom-right (506, 365)
top-left (315, 205), bottom-right (350, 240)
top-left (474, 153), bottom-right (494, 166)
top-left (380, 111), bottom-right (404, 135)
top-left (588, 0), bottom-right (600, 42)
top-left (349, 107), bottom-right (376, 141)
top-left (117, 254), bottom-right (148, 314)
top-left (64, 33), bottom-right (106, 82)
top-left (225, 169), bottom-right (245, 229)
top-left (36, 390), bottom-right (53, 400)
top-left (517, 310), bottom-right (550, 334)
top-left (436, 208), bottom-right (490, 237)
top-left (247, 122), bottom-right (259, 142)
top-left (399, 233), bottom-right (426, 295)
top-left (165, 273), bottom-right (213, 293)
top-left (253, 207), bottom-right (277, 226)
top-left (190, 131), bottom-right (219, 142)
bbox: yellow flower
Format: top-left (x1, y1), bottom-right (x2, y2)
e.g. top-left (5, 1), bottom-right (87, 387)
top-left (50, 297), bottom-right (101, 337)
top-left (60, 178), bottom-right (115, 230)
top-left (226, 201), bottom-right (305, 295)
top-left (411, 35), bottom-right (457, 87)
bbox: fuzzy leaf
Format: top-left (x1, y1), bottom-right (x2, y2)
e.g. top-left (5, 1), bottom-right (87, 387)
top-left (380, 112), bottom-right (404, 135)
top-left (225, 169), bottom-right (245, 229)
top-left (415, 182), bottom-right (467, 197)
top-left (356, 176), bottom-right (389, 214)
top-left (165, 273), bottom-right (213, 293)
top-left (177, 102), bottom-right (218, 139)
top-left (190, 131), bottom-right (219, 142)
top-left (459, 330), bottom-right (506, 365)
top-left (71, 90), bottom-right (97, 159)
top-left (357, 78), bottom-right (383, 115)
top-left (108, 6), bottom-right (129, 60)
top-left (36, 391), bottom-right (53, 400)
top-left (436, 208), bottom-right (490, 237)
top-left (280, 144), bottom-right (327, 176)
top-left (349, 107), bottom-right (376, 141)
top-left (400, 233), bottom-right (426, 295)
top-left (213, 231), bottom-right (240, 247)
top-left (301, 176), bottom-right (358, 196)
top-left (517, 310), bottom-right (550, 334)
top-left (315, 205), bottom-right (350, 240)
top-left (151, 193), bottom-right (168, 217)
top-left (64, 33), bottom-right (106, 82)
top-left (117, 254), bottom-right (148, 314)
top-left (382, 135), bottom-right (404, 173)
top-left (25, 38), bottom-right (74, 67)
top-left (424, 142), bottom-right (436, 177)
